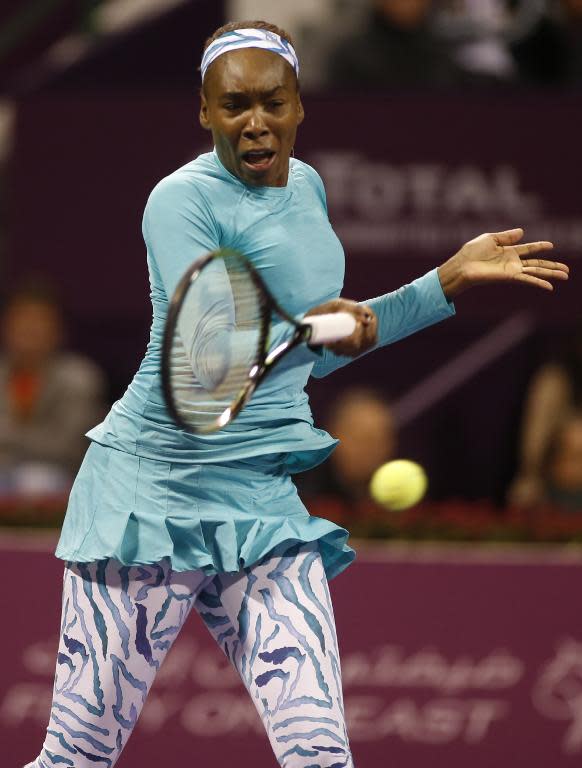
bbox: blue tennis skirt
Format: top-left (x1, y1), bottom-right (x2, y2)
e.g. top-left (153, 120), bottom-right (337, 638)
top-left (56, 441), bottom-right (354, 580)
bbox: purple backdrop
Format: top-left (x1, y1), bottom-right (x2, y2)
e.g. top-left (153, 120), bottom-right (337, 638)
top-left (11, 92), bottom-right (581, 317)
top-left (2, 533), bottom-right (582, 768)
top-left (7, 93), bottom-right (582, 499)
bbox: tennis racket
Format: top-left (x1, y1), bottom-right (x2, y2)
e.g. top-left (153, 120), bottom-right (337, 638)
top-left (161, 248), bottom-right (357, 433)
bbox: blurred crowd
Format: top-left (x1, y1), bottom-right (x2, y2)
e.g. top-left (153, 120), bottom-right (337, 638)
top-left (0, 0), bottom-right (581, 93)
top-left (230, 0), bottom-right (582, 90)
top-left (2, 289), bottom-right (580, 513)
top-left (0, 281), bottom-right (105, 495)
top-left (509, 323), bottom-right (582, 511)
top-left (298, 374), bottom-right (582, 517)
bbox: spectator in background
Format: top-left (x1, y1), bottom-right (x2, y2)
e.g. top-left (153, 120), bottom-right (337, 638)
top-left (433, 0), bottom-right (523, 84)
top-left (544, 412), bottom-right (582, 511)
top-left (327, 0), bottom-right (464, 89)
top-left (511, 0), bottom-right (582, 87)
top-left (299, 388), bottom-right (397, 505)
top-left (0, 281), bottom-right (106, 493)
top-left (509, 321), bottom-right (582, 508)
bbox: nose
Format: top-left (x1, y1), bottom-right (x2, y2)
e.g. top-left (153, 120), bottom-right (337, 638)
top-left (242, 108), bottom-right (269, 141)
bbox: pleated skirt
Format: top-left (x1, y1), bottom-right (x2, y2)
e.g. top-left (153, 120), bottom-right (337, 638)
top-left (56, 441), bottom-right (354, 580)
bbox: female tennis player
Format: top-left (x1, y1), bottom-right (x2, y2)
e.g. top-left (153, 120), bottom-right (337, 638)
top-left (26, 20), bottom-right (569, 768)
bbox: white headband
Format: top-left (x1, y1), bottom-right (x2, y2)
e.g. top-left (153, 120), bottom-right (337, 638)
top-left (201, 28), bottom-right (300, 82)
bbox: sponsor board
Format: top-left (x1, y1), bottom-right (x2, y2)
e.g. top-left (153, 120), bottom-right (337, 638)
top-left (2, 542), bottom-right (581, 767)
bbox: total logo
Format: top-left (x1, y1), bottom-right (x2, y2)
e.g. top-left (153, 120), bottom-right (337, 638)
top-left (306, 150), bottom-right (582, 256)
top-left (311, 151), bottom-right (542, 221)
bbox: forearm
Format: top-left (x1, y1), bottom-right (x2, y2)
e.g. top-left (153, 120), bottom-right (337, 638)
top-left (311, 269), bottom-right (455, 379)
top-left (436, 253), bottom-right (468, 300)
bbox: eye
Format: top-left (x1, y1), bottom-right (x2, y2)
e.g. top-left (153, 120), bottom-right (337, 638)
top-left (268, 100), bottom-right (285, 110)
top-left (223, 103), bottom-right (240, 112)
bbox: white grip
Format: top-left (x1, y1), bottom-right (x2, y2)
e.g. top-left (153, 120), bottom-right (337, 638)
top-left (303, 312), bottom-right (357, 344)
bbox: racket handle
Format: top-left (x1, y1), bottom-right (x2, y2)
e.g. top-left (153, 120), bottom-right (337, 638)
top-left (303, 312), bottom-right (357, 344)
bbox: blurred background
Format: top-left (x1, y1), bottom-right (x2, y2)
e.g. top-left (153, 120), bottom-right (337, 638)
top-left (1, 2), bottom-right (582, 767)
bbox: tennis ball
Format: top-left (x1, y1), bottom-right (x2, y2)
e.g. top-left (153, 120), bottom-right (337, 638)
top-left (369, 460), bottom-right (428, 511)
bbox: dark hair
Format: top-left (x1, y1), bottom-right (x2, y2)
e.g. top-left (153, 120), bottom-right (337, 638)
top-left (1, 276), bottom-right (62, 315)
top-left (203, 20), bottom-right (296, 52)
top-left (202, 20), bottom-right (299, 91)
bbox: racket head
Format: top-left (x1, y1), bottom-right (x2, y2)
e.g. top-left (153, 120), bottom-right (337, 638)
top-left (161, 248), bottom-right (271, 434)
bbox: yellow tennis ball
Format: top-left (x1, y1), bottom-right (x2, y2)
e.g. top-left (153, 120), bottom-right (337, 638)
top-left (369, 460), bottom-right (428, 511)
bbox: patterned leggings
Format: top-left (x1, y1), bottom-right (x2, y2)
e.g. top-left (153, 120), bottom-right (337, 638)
top-left (28, 542), bottom-right (352, 768)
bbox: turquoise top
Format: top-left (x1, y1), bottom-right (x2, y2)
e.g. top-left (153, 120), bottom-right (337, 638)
top-left (87, 150), bottom-right (455, 472)
top-left (57, 150), bottom-right (456, 579)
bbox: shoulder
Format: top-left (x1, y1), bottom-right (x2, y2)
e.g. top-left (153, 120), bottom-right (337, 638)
top-left (145, 153), bottom-right (222, 211)
top-left (291, 158), bottom-right (328, 210)
top-left (291, 157), bottom-right (325, 191)
top-left (143, 153), bottom-right (225, 235)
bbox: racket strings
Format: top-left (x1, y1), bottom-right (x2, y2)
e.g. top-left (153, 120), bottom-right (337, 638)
top-left (167, 252), bottom-right (266, 431)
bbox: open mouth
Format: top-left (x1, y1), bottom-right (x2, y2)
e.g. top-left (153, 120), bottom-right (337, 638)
top-left (241, 149), bottom-right (276, 172)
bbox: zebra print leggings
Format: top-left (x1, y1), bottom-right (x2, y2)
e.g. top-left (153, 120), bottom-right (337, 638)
top-left (28, 542), bottom-right (353, 768)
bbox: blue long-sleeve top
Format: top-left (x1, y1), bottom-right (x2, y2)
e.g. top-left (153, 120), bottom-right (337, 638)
top-left (87, 150), bottom-right (455, 472)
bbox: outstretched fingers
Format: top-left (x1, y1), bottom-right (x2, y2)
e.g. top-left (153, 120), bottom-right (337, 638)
top-left (515, 273), bottom-right (554, 291)
top-left (521, 258), bottom-right (569, 279)
top-left (516, 258), bottom-right (570, 290)
top-left (510, 241), bottom-right (570, 290)
top-left (493, 228), bottom-right (524, 246)
top-left (513, 241), bottom-right (555, 256)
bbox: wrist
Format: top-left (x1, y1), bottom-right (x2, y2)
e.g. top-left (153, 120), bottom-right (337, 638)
top-left (437, 253), bottom-right (468, 300)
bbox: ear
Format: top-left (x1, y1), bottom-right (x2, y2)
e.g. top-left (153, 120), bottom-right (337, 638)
top-left (199, 90), bottom-right (211, 131)
top-left (296, 95), bottom-right (305, 126)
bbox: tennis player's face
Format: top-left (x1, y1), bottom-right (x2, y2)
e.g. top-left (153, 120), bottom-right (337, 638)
top-left (200, 49), bottom-right (304, 187)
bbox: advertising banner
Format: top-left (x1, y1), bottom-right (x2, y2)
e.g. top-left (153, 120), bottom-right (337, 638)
top-left (2, 534), bottom-right (582, 768)
top-left (12, 93), bottom-right (582, 322)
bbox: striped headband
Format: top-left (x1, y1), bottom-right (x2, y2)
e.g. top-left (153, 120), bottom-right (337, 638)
top-left (201, 28), bottom-right (300, 82)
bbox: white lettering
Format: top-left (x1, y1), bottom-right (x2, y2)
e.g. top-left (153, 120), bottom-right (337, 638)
top-left (345, 696), bottom-right (384, 741)
top-left (343, 645), bottom-right (524, 692)
top-left (421, 699), bottom-right (466, 744)
top-left (310, 151), bottom-right (545, 226)
top-left (0, 683), bottom-right (52, 725)
top-left (155, 639), bottom-right (198, 686)
top-left (408, 165), bottom-right (444, 215)
top-left (494, 166), bottom-right (540, 218)
top-left (353, 165), bottom-right (406, 219)
top-left (465, 699), bottom-right (509, 743)
top-left (138, 692), bottom-right (185, 733)
top-left (348, 697), bottom-right (509, 744)
top-left (190, 650), bottom-right (240, 688)
top-left (22, 637), bottom-right (59, 676)
top-left (445, 166), bottom-right (492, 216)
top-left (180, 693), bottom-right (262, 736)
top-left (472, 651), bottom-right (524, 690)
top-left (310, 152), bottom-right (359, 211)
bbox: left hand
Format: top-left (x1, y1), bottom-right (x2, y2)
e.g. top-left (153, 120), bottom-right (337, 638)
top-left (437, 228), bottom-right (569, 300)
